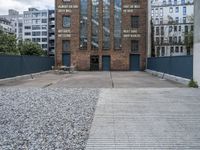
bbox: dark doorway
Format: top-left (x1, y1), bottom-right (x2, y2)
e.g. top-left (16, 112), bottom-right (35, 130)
top-left (90, 56), bottom-right (99, 71)
top-left (130, 54), bottom-right (140, 71)
top-left (62, 53), bottom-right (71, 66)
top-left (102, 56), bottom-right (111, 71)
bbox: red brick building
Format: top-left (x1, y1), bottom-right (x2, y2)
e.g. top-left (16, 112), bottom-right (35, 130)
top-left (55, 0), bottom-right (148, 71)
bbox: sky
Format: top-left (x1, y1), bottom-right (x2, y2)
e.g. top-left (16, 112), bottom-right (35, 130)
top-left (0, 0), bottom-right (54, 15)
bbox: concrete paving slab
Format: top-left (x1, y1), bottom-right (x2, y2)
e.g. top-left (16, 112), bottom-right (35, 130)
top-left (0, 72), bottom-right (185, 88)
top-left (86, 88), bottom-right (200, 150)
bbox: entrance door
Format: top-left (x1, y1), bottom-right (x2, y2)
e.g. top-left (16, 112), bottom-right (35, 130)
top-left (102, 56), bottom-right (111, 71)
top-left (62, 53), bottom-right (71, 66)
top-left (90, 56), bottom-right (99, 71)
top-left (130, 54), bottom-right (140, 71)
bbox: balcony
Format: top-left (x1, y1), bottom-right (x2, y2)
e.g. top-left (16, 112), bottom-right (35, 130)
top-left (49, 28), bottom-right (55, 33)
top-left (49, 35), bottom-right (55, 40)
top-left (49, 21), bottom-right (55, 25)
top-left (49, 14), bottom-right (55, 18)
top-left (49, 43), bottom-right (55, 47)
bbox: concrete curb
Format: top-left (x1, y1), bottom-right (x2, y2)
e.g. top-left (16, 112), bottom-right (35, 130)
top-left (0, 70), bottom-right (53, 84)
top-left (145, 69), bottom-right (190, 85)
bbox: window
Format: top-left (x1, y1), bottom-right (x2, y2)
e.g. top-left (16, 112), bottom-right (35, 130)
top-left (179, 26), bottom-right (182, 31)
top-left (114, 0), bottom-right (122, 49)
top-left (42, 25), bottom-right (47, 30)
top-left (32, 38), bottom-right (40, 42)
top-left (32, 13), bottom-right (40, 18)
top-left (151, 9), bottom-right (154, 17)
top-left (42, 12), bottom-right (47, 17)
top-left (25, 32), bottom-right (31, 36)
top-left (42, 19), bottom-right (47, 23)
top-left (183, 17), bottom-right (186, 23)
top-left (169, 7), bottom-right (173, 13)
top-left (175, 17), bottom-right (179, 23)
top-left (24, 19), bottom-right (31, 24)
top-left (179, 36), bottom-right (182, 43)
top-left (169, 26), bottom-right (173, 33)
top-left (174, 37), bottom-right (177, 44)
top-left (169, 37), bottom-right (173, 44)
top-left (160, 8), bottom-right (163, 17)
top-left (63, 16), bottom-right (71, 28)
top-left (42, 44), bottom-right (47, 48)
top-left (174, 26), bottom-right (177, 32)
top-left (156, 37), bottom-right (160, 45)
top-left (103, 0), bottom-right (111, 50)
top-left (156, 27), bottom-right (159, 35)
top-left (161, 37), bottom-right (164, 44)
top-left (92, 0), bottom-right (99, 50)
top-left (32, 19), bottom-right (41, 24)
top-left (131, 40), bottom-right (139, 52)
top-left (157, 47), bottom-right (160, 57)
top-left (24, 26), bottom-right (31, 30)
top-left (180, 47), bottom-right (183, 52)
top-left (63, 40), bottom-right (70, 52)
top-left (175, 7), bottom-right (179, 13)
top-left (161, 27), bottom-right (164, 35)
top-left (32, 25), bottom-right (40, 30)
top-left (183, 6), bottom-right (187, 15)
top-left (133, 0), bottom-right (140, 4)
top-left (80, 0), bottom-right (88, 49)
top-left (161, 47), bottom-right (165, 56)
top-left (131, 16), bottom-right (139, 28)
top-left (160, 18), bottom-right (163, 24)
top-left (18, 23), bottom-right (23, 27)
top-left (191, 25), bottom-right (194, 31)
top-left (175, 47), bottom-right (179, 53)
top-left (32, 32), bottom-right (40, 36)
top-left (185, 26), bottom-right (188, 33)
top-left (42, 38), bottom-right (47, 42)
top-left (170, 47), bottom-right (174, 53)
top-left (42, 31), bottom-right (47, 36)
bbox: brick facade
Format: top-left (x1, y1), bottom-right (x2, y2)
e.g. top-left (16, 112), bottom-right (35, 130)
top-left (55, 0), bottom-right (148, 71)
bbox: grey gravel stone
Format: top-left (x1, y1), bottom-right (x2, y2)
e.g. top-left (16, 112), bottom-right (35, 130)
top-left (0, 88), bottom-right (99, 150)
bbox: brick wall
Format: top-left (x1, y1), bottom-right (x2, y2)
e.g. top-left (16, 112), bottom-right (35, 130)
top-left (55, 0), bottom-right (148, 71)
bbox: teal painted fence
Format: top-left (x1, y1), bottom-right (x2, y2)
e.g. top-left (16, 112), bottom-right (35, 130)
top-left (147, 56), bottom-right (193, 79)
top-left (0, 55), bottom-right (54, 79)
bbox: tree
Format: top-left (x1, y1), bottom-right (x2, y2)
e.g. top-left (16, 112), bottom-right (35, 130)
top-left (18, 41), bottom-right (46, 56)
top-left (184, 15), bottom-right (194, 55)
top-left (0, 32), bottom-right (19, 55)
top-left (184, 30), bottom-right (193, 55)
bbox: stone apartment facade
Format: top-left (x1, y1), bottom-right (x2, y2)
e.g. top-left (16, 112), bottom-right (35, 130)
top-left (55, 0), bottom-right (148, 71)
top-left (151, 0), bottom-right (194, 57)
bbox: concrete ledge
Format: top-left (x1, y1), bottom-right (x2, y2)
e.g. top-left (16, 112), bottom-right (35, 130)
top-left (145, 69), bottom-right (190, 85)
top-left (0, 70), bottom-right (52, 84)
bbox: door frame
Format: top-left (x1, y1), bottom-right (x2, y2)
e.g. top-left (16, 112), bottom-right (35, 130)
top-left (90, 55), bottom-right (99, 71)
top-left (102, 55), bottom-right (111, 71)
top-left (129, 54), bottom-right (140, 71)
top-left (62, 52), bottom-right (71, 66)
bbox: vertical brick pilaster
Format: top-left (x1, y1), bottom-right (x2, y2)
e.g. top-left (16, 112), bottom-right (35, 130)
top-left (99, 0), bottom-right (103, 70)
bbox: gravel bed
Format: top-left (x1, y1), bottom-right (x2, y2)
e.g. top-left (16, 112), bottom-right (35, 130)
top-left (0, 88), bottom-right (99, 150)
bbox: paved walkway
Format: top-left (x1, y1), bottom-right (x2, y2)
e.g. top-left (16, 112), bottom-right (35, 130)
top-left (86, 88), bottom-right (200, 150)
top-left (0, 72), bottom-right (184, 88)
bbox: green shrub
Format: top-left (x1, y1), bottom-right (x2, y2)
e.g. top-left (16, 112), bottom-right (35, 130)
top-left (18, 41), bottom-right (46, 56)
top-left (188, 80), bottom-right (199, 88)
